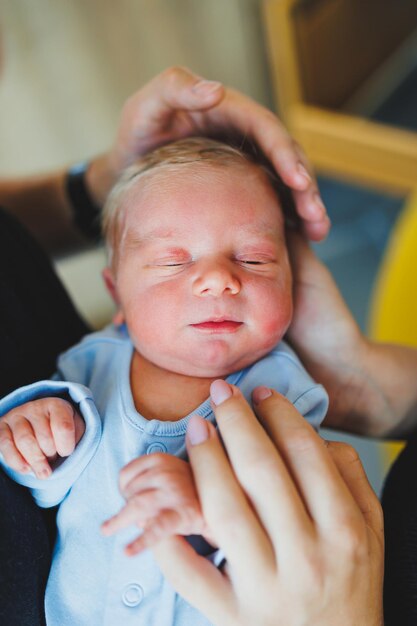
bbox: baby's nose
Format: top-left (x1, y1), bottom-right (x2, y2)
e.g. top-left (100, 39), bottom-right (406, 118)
top-left (192, 264), bottom-right (241, 297)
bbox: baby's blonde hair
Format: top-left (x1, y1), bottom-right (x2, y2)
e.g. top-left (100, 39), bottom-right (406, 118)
top-left (102, 137), bottom-right (287, 266)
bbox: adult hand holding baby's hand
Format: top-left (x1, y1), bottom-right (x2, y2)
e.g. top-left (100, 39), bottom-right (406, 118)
top-left (0, 398), bottom-right (85, 479)
top-left (153, 381), bottom-right (384, 626)
top-left (102, 453), bottom-right (207, 555)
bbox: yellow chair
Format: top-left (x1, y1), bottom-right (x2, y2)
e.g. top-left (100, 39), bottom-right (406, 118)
top-left (261, 0), bottom-right (417, 195)
top-left (370, 189), bottom-right (417, 347)
top-left (261, 0), bottom-right (417, 473)
top-left (368, 189), bottom-right (417, 467)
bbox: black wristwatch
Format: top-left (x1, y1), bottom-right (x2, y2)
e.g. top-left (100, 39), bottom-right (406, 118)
top-left (65, 161), bottom-right (102, 240)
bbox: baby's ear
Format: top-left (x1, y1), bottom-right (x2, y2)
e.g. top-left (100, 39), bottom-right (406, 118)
top-left (103, 268), bottom-right (125, 326)
top-left (102, 267), bottom-right (119, 305)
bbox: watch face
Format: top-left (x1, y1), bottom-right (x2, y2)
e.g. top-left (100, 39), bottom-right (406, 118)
top-left (69, 161), bottom-right (89, 176)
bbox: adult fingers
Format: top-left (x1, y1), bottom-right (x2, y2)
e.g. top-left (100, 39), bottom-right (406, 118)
top-left (131, 66), bottom-right (224, 123)
top-left (185, 415), bottom-right (275, 577)
top-left (285, 227), bottom-right (317, 274)
top-left (291, 187), bottom-right (330, 242)
top-left (111, 67), bottom-right (225, 172)
top-left (301, 217), bottom-right (331, 242)
top-left (196, 89), bottom-right (329, 240)
top-left (289, 143), bottom-right (330, 240)
top-left (327, 441), bottom-right (384, 541)
top-left (257, 127), bottom-right (329, 237)
top-left (154, 536), bottom-right (233, 626)
top-left (253, 388), bottom-right (363, 535)
top-left (201, 89), bottom-right (307, 186)
top-left (156, 66), bottom-right (225, 111)
top-left (208, 381), bottom-right (313, 551)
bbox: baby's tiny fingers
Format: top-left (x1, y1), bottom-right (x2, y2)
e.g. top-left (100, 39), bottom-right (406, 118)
top-left (49, 400), bottom-right (77, 457)
top-left (0, 422), bottom-right (31, 474)
top-left (125, 510), bottom-right (182, 556)
top-left (124, 533), bottom-right (149, 557)
top-left (101, 511), bottom-right (127, 536)
top-left (102, 500), bottom-right (146, 536)
top-left (119, 453), bottom-right (167, 494)
top-left (26, 415), bottom-right (56, 459)
top-left (102, 488), bottom-right (169, 536)
top-left (11, 418), bottom-right (52, 479)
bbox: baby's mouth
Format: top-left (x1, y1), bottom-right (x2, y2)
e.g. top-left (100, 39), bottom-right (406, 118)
top-left (190, 319), bottom-right (243, 333)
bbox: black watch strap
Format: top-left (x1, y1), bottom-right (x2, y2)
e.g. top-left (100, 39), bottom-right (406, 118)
top-left (66, 161), bottom-right (101, 240)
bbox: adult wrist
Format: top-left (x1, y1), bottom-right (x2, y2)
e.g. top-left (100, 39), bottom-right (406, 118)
top-left (86, 152), bottom-right (123, 204)
top-left (336, 337), bottom-right (392, 437)
top-left (65, 161), bottom-right (101, 240)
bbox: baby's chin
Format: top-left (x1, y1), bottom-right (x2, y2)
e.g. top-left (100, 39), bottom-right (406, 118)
top-left (167, 342), bottom-right (280, 379)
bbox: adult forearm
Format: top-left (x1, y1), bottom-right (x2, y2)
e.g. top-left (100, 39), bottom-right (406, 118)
top-left (287, 233), bottom-right (417, 440)
top-left (361, 340), bottom-right (417, 438)
top-left (328, 339), bottom-right (417, 439)
top-left (0, 169), bottom-right (85, 253)
top-left (0, 153), bottom-right (122, 254)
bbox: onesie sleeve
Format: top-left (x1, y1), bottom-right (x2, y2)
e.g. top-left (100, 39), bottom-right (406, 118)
top-left (0, 380), bottom-right (102, 507)
top-left (231, 341), bottom-right (329, 431)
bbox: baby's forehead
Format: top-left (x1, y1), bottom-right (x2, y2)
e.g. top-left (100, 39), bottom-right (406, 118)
top-left (119, 161), bottom-right (285, 249)
top-left (122, 158), bottom-right (279, 207)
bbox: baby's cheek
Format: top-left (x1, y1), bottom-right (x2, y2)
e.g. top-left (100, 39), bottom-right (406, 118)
top-left (258, 289), bottom-right (293, 343)
top-left (130, 310), bottom-right (173, 348)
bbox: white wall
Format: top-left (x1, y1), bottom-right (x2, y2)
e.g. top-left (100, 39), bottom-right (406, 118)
top-left (0, 0), bottom-right (271, 175)
top-left (0, 0), bottom-right (272, 326)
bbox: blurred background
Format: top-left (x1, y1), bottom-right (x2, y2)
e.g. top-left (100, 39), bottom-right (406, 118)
top-left (1, 0), bottom-right (417, 493)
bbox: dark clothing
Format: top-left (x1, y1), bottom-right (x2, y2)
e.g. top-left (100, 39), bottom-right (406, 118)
top-left (0, 473), bottom-right (53, 626)
top-left (382, 433), bottom-right (417, 626)
top-left (0, 207), bottom-right (89, 625)
top-left (0, 207), bottom-right (89, 398)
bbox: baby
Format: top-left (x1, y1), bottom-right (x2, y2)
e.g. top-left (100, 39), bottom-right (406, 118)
top-left (0, 138), bottom-right (327, 626)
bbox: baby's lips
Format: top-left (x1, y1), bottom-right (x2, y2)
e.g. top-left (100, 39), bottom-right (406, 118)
top-left (191, 315), bottom-right (241, 324)
top-left (190, 320), bottom-right (243, 332)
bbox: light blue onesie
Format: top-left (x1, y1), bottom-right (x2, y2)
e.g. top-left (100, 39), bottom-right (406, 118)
top-left (0, 324), bottom-right (328, 626)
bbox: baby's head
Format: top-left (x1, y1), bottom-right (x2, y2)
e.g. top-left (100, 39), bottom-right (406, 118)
top-left (102, 137), bottom-right (293, 378)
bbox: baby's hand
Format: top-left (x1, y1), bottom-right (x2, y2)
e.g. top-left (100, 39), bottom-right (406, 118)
top-left (0, 398), bottom-right (85, 479)
top-left (102, 453), bottom-right (208, 556)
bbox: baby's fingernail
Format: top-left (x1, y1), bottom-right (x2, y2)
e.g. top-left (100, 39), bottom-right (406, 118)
top-left (252, 386), bottom-right (272, 404)
top-left (192, 79), bottom-right (223, 96)
top-left (210, 380), bottom-right (232, 406)
top-left (187, 415), bottom-right (209, 446)
top-left (38, 467), bottom-right (51, 479)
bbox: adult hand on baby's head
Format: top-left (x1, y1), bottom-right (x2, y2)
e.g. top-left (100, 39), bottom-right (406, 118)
top-left (90, 66), bottom-right (329, 240)
top-left (153, 380), bottom-right (384, 626)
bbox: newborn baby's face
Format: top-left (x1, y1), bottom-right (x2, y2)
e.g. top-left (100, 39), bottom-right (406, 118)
top-left (110, 163), bottom-right (292, 377)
